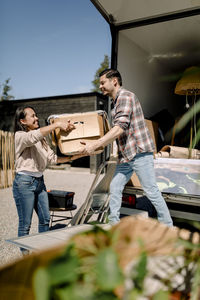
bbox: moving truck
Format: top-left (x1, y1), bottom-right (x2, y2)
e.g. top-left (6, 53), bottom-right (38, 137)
top-left (91, 0), bottom-right (200, 223)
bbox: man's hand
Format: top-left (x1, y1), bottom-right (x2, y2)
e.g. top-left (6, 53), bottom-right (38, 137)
top-left (77, 126), bottom-right (123, 155)
top-left (57, 153), bottom-right (88, 164)
top-left (78, 140), bottom-right (101, 155)
top-left (70, 153), bottom-right (88, 160)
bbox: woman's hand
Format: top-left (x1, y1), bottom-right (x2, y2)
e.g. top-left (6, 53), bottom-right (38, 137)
top-left (57, 120), bottom-right (75, 132)
top-left (40, 120), bottom-right (75, 137)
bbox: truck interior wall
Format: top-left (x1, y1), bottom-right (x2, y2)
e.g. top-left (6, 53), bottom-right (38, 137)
top-left (118, 32), bottom-right (180, 119)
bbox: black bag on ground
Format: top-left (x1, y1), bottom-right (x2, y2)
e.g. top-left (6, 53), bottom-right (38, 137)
top-left (48, 190), bottom-right (75, 209)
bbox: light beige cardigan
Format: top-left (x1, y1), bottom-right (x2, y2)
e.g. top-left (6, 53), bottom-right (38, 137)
top-left (14, 129), bottom-right (57, 174)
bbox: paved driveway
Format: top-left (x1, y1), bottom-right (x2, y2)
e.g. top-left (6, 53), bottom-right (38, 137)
top-left (0, 168), bottom-right (96, 268)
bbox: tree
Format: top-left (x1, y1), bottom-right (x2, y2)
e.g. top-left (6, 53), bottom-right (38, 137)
top-left (91, 55), bottom-right (110, 92)
top-left (0, 78), bottom-right (14, 101)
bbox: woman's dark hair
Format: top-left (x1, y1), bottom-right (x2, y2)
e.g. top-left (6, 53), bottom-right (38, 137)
top-left (14, 106), bottom-right (35, 133)
top-left (99, 68), bottom-right (122, 86)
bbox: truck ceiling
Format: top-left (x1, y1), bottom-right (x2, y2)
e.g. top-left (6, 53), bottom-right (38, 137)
top-left (91, 0), bottom-right (200, 72)
top-left (91, 0), bottom-right (200, 25)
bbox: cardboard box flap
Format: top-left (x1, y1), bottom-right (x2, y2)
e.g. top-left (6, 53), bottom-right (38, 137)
top-left (54, 113), bottom-right (104, 141)
top-left (60, 138), bottom-right (104, 155)
top-left (47, 110), bottom-right (106, 122)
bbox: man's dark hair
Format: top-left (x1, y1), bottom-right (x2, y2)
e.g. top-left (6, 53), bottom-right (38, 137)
top-left (14, 106), bottom-right (36, 133)
top-left (99, 69), bottom-right (122, 86)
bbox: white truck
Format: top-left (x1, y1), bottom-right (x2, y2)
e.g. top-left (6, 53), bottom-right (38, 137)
top-left (91, 0), bottom-right (200, 223)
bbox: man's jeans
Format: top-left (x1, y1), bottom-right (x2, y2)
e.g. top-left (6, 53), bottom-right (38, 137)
top-left (13, 173), bottom-right (50, 238)
top-left (108, 152), bottom-right (173, 227)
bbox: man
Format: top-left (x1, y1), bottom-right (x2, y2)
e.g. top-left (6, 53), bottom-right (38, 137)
top-left (79, 69), bottom-right (173, 226)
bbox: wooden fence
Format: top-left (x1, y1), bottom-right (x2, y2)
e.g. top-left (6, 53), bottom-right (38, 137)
top-left (0, 130), bottom-right (15, 189)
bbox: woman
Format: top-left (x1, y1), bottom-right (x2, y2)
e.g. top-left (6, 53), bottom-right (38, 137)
top-left (12, 106), bottom-right (80, 253)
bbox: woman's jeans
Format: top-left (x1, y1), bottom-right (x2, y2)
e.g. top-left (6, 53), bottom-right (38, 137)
top-left (108, 152), bottom-right (173, 227)
top-left (13, 174), bottom-right (50, 240)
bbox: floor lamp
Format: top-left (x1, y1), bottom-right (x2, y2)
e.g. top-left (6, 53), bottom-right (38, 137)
top-left (174, 66), bottom-right (200, 157)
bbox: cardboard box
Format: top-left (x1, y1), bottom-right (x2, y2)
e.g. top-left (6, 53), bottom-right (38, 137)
top-left (127, 172), bottom-right (141, 187)
top-left (145, 119), bottom-right (158, 153)
top-left (49, 111), bottom-right (110, 155)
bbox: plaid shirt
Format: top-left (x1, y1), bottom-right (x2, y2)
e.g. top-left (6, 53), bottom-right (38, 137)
top-left (111, 87), bottom-right (155, 163)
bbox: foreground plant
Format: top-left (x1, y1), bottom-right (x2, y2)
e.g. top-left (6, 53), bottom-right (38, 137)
top-left (33, 227), bottom-right (124, 300)
top-left (32, 218), bottom-right (200, 300)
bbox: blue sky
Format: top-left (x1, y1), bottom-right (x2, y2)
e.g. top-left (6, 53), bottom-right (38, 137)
top-left (0, 0), bottom-right (111, 100)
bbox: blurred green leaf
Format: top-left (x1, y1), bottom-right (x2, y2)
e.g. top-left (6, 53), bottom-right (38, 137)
top-left (33, 267), bottom-right (50, 300)
top-left (96, 248), bottom-right (123, 291)
top-left (191, 260), bottom-right (200, 300)
top-left (190, 221), bottom-right (200, 231)
top-left (55, 284), bottom-right (119, 300)
top-left (127, 289), bottom-right (140, 300)
top-left (178, 239), bottom-right (200, 251)
top-left (132, 251), bottom-right (147, 291)
top-left (47, 244), bottom-right (80, 285)
top-left (152, 290), bottom-right (169, 300)
top-left (92, 291), bottom-right (119, 300)
top-left (54, 283), bottom-right (94, 300)
top-left (48, 256), bottom-right (80, 285)
top-left (176, 99), bottom-right (200, 133)
top-left (194, 127), bottom-right (200, 148)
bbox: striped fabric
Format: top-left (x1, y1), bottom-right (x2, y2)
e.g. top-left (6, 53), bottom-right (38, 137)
top-left (111, 87), bottom-right (155, 163)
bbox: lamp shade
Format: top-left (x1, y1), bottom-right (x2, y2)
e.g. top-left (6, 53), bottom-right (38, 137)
top-left (175, 66), bottom-right (200, 95)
